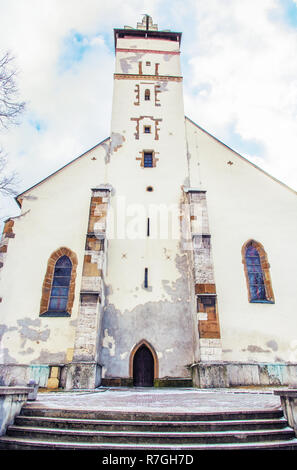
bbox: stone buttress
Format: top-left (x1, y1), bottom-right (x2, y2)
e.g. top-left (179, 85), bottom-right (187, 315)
top-left (66, 187), bottom-right (111, 389)
top-left (184, 188), bottom-right (223, 384)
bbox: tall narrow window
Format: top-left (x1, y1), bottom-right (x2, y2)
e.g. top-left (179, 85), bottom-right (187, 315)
top-left (147, 218), bottom-right (150, 237)
top-left (145, 89), bottom-right (150, 101)
top-left (49, 256), bottom-right (72, 312)
top-left (242, 240), bottom-right (274, 303)
top-left (40, 247), bottom-right (77, 317)
top-left (144, 268), bottom-right (148, 288)
top-left (144, 152), bottom-right (153, 167)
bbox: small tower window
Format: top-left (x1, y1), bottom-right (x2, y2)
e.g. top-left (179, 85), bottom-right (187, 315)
top-left (144, 268), bottom-right (148, 288)
top-left (145, 89), bottom-right (150, 101)
top-left (144, 126), bottom-right (151, 134)
top-left (143, 152), bottom-right (153, 167)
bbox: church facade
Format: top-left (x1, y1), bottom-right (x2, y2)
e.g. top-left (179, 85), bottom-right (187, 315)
top-left (1, 16), bottom-right (297, 390)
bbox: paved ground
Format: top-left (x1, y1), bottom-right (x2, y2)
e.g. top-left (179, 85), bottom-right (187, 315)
top-left (26, 387), bottom-right (283, 413)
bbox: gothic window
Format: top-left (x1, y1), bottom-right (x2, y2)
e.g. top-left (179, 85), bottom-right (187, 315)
top-left (39, 247), bottom-right (78, 317)
top-left (242, 240), bottom-right (274, 303)
top-left (48, 256), bottom-right (72, 312)
top-left (145, 89), bottom-right (150, 101)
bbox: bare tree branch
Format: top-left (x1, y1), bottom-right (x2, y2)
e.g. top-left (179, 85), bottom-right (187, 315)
top-left (0, 51), bottom-right (25, 201)
top-left (0, 51), bottom-right (25, 128)
top-left (0, 149), bottom-right (19, 196)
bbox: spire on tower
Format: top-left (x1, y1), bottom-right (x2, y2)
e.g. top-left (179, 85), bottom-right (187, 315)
top-left (136, 15), bottom-right (158, 31)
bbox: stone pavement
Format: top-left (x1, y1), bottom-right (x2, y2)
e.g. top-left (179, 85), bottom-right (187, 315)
top-left (26, 387), bottom-right (283, 413)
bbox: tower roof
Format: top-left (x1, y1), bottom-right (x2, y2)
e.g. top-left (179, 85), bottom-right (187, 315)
top-left (114, 15), bottom-right (182, 49)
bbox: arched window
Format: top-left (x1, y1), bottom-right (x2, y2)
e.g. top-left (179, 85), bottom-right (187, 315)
top-left (242, 240), bottom-right (274, 303)
top-left (39, 247), bottom-right (78, 317)
top-left (144, 89), bottom-right (150, 101)
top-left (48, 256), bottom-right (72, 312)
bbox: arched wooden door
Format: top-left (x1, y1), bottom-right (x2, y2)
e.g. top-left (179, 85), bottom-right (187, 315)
top-left (133, 344), bottom-right (154, 387)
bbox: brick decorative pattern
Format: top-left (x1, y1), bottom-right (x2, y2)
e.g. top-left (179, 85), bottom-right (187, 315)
top-left (131, 116), bottom-right (162, 140)
top-left (114, 73), bottom-right (182, 82)
top-left (0, 219), bottom-right (15, 273)
top-left (134, 84), bottom-right (140, 105)
top-left (39, 247), bottom-right (78, 316)
top-left (116, 48), bottom-right (180, 55)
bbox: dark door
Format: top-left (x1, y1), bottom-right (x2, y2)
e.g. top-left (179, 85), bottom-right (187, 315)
top-left (133, 344), bottom-right (154, 387)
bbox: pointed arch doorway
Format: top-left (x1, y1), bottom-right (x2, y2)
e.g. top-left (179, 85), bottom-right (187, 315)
top-left (130, 340), bottom-right (158, 387)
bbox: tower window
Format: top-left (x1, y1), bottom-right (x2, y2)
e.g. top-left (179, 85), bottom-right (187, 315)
top-left (143, 152), bottom-right (153, 167)
top-left (144, 126), bottom-right (151, 134)
top-left (145, 89), bottom-right (150, 101)
top-left (144, 268), bottom-right (148, 288)
top-left (147, 218), bottom-right (150, 237)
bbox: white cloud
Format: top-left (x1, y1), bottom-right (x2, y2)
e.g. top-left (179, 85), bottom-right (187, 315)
top-left (0, 0), bottom-right (296, 226)
top-left (183, 0), bottom-right (297, 190)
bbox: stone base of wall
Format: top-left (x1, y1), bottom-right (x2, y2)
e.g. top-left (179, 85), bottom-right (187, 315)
top-left (65, 362), bottom-right (102, 390)
top-left (101, 377), bottom-right (133, 387)
top-left (101, 377), bottom-right (193, 388)
top-left (0, 387), bottom-right (34, 436)
top-left (274, 390), bottom-right (297, 435)
top-left (192, 362), bottom-right (297, 388)
top-left (0, 364), bottom-right (50, 388)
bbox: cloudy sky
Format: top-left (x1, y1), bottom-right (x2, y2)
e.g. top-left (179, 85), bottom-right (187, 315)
top-left (1, 0), bottom-right (297, 220)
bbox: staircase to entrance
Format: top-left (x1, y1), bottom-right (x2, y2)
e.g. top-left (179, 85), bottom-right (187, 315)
top-left (0, 405), bottom-right (297, 450)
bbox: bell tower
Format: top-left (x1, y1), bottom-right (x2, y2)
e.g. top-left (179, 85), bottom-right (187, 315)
top-left (100, 16), bottom-right (198, 386)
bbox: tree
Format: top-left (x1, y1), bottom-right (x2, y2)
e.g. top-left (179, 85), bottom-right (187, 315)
top-left (0, 52), bottom-right (25, 128)
top-left (0, 51), bottom-right (25, 197)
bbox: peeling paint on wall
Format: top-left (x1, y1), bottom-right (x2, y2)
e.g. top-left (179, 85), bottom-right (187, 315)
top-left (102, 329), bottom-right (116, 357)
top-left (119, 53), bottom-right (145, 74)
top-left (266, 340), bottom-right (278, 351)
top-left (17, 318), bottom-right (50, 346)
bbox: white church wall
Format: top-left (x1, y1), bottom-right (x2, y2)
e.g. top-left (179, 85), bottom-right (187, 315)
top-left (186, 117), bottom-right (297, 366)
top-left (0, 142), bottom-right (108, 380)
top-left (100, 36), bottom-right (198, 382)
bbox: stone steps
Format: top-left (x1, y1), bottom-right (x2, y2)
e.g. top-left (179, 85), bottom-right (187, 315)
top-left (13, 415), bottom-right (288, 432)
top-left (0, 406), bottom-right (297, 450)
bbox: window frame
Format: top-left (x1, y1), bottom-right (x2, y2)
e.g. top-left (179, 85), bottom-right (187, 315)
top-left (242, 240), bottom-right (275, 304)
top-left (39, 247), bottom-right (78, 317)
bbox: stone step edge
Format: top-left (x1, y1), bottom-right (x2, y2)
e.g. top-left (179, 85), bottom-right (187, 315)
top-left (7, 425), bottom-right (295, 439)
top-left (16, 415), bottom-right (288, 427)
top-left (21, 407), bottom-right (283, 420)
top-left (1, 436), bottom-right (297, 450)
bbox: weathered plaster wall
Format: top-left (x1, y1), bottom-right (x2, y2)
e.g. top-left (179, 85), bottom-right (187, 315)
top-left (0, 142), bottom-right (108, 381)
top-left (186, 117), bottom-right (297, 365)
top-left (101, 36), bottom-right (197, 380)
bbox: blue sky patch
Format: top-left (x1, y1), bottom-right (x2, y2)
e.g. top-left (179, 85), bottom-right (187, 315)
top-left (28, 117), bottom-right (45, 133)
top-left (225, 123), bottom-right (266, 159)
top-left (59, 30), bottom-right (91, 71)
top-left (282, 0), bottom-right (297, 27)
top-left (58, 30), bottom-right (109, 71)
